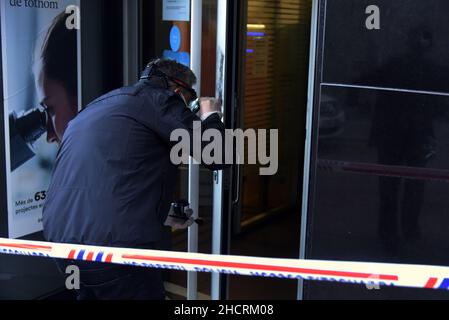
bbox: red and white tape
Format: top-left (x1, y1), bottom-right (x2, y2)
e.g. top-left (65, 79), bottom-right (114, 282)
top-left (0, 237), bottom-right (448, 290)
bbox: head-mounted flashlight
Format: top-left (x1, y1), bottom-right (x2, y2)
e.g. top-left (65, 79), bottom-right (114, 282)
top-left (189, 98), bottom-right (201, 114)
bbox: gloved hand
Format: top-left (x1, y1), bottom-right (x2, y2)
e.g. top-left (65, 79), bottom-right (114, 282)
top-left (164, 208), bottom-right (195, 230)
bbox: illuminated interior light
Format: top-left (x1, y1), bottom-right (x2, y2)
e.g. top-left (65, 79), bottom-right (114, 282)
top-left (247, 32), bottom-right (265, 37)
top-left (247, 24), bottom-right (266, 30)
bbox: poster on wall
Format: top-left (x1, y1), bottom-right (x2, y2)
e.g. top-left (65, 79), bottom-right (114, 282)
top-left (0, 0), bottom-right (81, 238)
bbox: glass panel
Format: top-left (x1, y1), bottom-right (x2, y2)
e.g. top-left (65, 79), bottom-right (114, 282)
top-left (307, 85), bottom-right (449, 299)
top-left (322, 0), bottom-right (449, 93)
top-left (228, 0), bottom-right (312, 300)
top-left (306, 0), bottom-right (449, 299)
top-left (140, 0), bottom-right (218, 300)
top-left (240, 0), bottom-right (311, 224)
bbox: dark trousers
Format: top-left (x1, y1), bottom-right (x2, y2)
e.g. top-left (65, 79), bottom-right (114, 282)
top-left (56, 259), bottom-right (165, 300)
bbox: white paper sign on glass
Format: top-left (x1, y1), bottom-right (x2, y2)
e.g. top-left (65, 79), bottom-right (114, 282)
top-left (163, 0), bottom-right (190, 22)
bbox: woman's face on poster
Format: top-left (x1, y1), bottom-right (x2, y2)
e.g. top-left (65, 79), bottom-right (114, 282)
top-left (36, 64), bottom-right (78, 145)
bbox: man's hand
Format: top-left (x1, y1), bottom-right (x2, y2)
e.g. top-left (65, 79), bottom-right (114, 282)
top-left (164, 208), bottom-right (195, 230)
top-left (198, 97), bottom-right (223, 120)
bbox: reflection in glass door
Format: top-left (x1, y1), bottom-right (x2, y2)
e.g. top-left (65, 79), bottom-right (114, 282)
top-left (227, 0), bottom-right (313, 299)
top-left (236, 0), bottom-right (312, 232)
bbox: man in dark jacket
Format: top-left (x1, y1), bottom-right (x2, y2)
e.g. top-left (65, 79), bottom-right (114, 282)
top-left (42, 59), bottom-right (226, 300)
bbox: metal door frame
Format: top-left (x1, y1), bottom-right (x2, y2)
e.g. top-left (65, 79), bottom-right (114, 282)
top-left (123, 0), bottom-right (140, 86)
top-left (210, 0), bottom-right (243, 300)
top-left (298, 0), bottom-right (322, 300)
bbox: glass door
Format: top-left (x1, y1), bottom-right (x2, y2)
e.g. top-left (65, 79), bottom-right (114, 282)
top-left (139, 0), bottom-right (226, 300)
top-left (138, 0), bottom-right (314, 300)
top-left (225, 0), bottom-right (313, 300)
top-left (236, 0), bottom-right (312, 232)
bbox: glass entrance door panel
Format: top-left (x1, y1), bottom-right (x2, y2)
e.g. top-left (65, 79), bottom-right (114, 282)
top-left (235, 0), bottom-right (312, 231)
top-left (227, 0), bottom-right (313, 300)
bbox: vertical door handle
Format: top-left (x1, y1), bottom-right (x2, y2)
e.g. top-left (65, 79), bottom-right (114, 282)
top-left (233, 163), bottom-right (241, 205)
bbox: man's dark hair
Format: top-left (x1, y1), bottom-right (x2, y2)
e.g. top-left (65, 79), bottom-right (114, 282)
top-left (151, 58), bottom-right (197, 88)
top-left (39, 11), bottom-right (78, 98)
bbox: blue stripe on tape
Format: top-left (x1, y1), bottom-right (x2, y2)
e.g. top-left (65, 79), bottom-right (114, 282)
top-left (95, 252), bottom-right (104, 262)
top-left (77, 250), bottom-right (85, 260)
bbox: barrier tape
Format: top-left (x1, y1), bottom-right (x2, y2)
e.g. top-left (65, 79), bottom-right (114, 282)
top-left (318, 159), bottom-right (449, 183)
top-left (1, 238), bottom-right (449, 290)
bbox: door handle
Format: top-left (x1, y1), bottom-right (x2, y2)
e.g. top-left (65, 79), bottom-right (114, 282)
top-left (233, 162), bottom-right (241, 205)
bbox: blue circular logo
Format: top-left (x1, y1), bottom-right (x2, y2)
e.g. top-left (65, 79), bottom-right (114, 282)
top-left (170, 26), bottom-right (181, 53)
